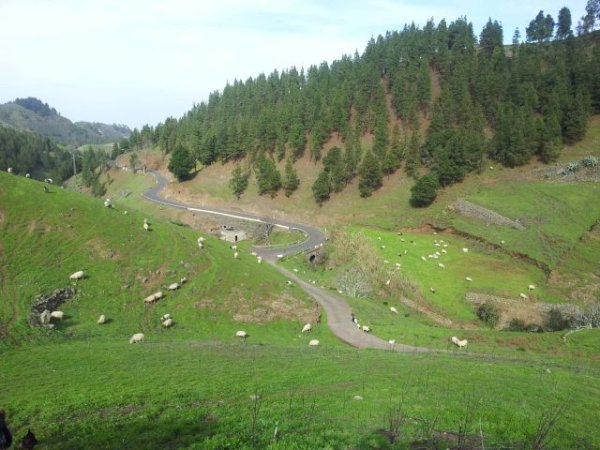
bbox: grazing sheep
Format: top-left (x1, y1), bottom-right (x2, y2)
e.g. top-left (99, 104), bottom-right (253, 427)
top-left (441, 249), bottom-right (447, 254)
top-left (233, 252), bottom-right (239, 259)
top-left (465, 276), bottom-right (473, 282)
top-left (123, 210), bottom-right (128, 215)
top-left (7, 167), bottom-right (12, 173)
top-left (161, 314), bottom-right (171, 322)
top-left (462, 247), bottom-right (469, 253)
top-left (276, 254), bottom-right (284, 258)
top-left (44, 178), bottom-right (53, 184)
top-left (388, 339), bottom-right (396, 346)
top-left (97, 314), bottom-right (106, 324)
top-left (129, 333), bottom-right (145, 344)
top-left (528, 284), bottom-right (536, 290)
top-left (519, 293), bottom-right (528, 300)
top-left (50, 311), bottom-right (64, 321)
top-left (143, 222), bottom-right (150, 231)
top-left (390, 306), bottom-right (398, 314)
top-left (438, 263), bottom-right (445, 269)
top-left (421, 256), bottom-right (427, 261)
top-left (257, 256), bottom-right (262, 264)
top-left (385, 279), bottom-right (391, 286)
top-left (167, 282), bottom-right (179, 291)
top-left (430, 287), bottom-right (436, 294)
top-left (104, 198), bottom-right (112, 208)
top-left (70, 270), bottom-right (85, 280)
top-left (301, 323), bottom-right (312, 333)
top-left (25, 173), bottom-right (30, 178)
top-left (451, 336), bottom-right (468, 348)
top-left (362, 325), bottom-right (371, 333)
top-left (198, 241), bottom-right (204, 249)
top-left (143, 291), bottom-right (163, 304)
top-left (197, 236), bottom-right (205, 243)
top-left (235, 330), bottom-right (248, 338)
top-left (500, 240), bottom-right (505, 245)
top-left (180, 277), bottom-right (187, 284)
top-left (230, 245), bottom-right (237, 250)
top-left (162, 318), bottom-right (173, 328)
top-left (286, 280), bottom-right (292, 286)
top-left (353, 395), bottom-right (364, 401)
top-left (308, 339), bottom-right (320, 347)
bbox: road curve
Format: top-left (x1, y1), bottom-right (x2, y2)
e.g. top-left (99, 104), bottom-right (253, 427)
top-left (142, 171), bottom-right (430, 352)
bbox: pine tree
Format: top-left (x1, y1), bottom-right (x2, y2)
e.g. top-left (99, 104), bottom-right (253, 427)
top-left (229, 163), bottom-right (249, 199)
top-left (404, 131), bottom-right (421, 178)
top-left (168, 145), bottom-right (195, 181)
top-left (409, 173), bottom-right (439, 207)
top-left (283, 157), bottom-right (300, 197)
top-left (312, 170), bottom-right (331, 204)
top-left (358, 151), bottom-right (383, 197)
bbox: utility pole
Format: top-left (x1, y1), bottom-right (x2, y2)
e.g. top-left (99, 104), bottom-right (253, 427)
top-left (71, 151), bottom-right (77, 176)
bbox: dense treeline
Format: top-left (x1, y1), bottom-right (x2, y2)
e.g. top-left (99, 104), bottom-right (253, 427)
top-left (0, 125), bottom-right (76, 183)
top-left (127, 4), bottom-right (600, 205)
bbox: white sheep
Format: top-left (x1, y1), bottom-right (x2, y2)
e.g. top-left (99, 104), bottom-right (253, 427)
top-left (430, 287), bottom-right (436, 294)
top-left (519, 293), bottom-right (528, 300)
top-left (235, 330), bottom-right (248, 338)
top-left (462, 247), bottom-right (469, 253)
top-left (528, 284), bottom-right (536, 290)
top-left (233, 251), bottom-right (239, 259)
top-left (465, 276), bottom-right (473, 282)
top-left (301, 323), bottom-right (312, 333)
top-left (421, 256), bottom-right (427, 261)
top-left (7, 167), bottom-right (12, 173)
top-left (25, 173), bottom-right (30, 178)
top-left (123, 210), bottom-right (128, 215)
top-left (197, 236), bottom-right (205, 243)
top-left (167, 282), bottom-right (179, 291)
top-left (438, 263), bottom-right (445, 269)
top-left (50, 311), bottom-right (64, 321)
top-left (388, 339), bottom-right (396, 346)
top-left (257, 256), bottom-right (262, 264)
top-left (161, 313), bottom-right (171, 322)
top-left (97, 314), bottom-right (106, 324)
top-left (362, 325), bottom-right (371, 333)
top-left (390, 306), bottom-right (398, 314)
top-left (286, 280), bottom-right (292, 286)
top-left (451, 336), bottom-right (468, 348)
top-left (162, 318), bottom-right (173, 328)
top-left (500, 240), bottom-right (505, 244)
top-left (180, 277), bottom-right (187, 284)
top-left (143, 222), bottom-right (150, 231)
top-left (143, 291), bottom-right (163, 304)
top-left (44, 178), bottom-right (53, 184)
top-left (231, 244), bottom-right (238, 250)
top-left (69, 270), bottom-right (85, 280)
top-left (385, 279), bottom-right (391, 286)
top-left (104, 198), bottom-right (112, 208)
top-left (308, 339), bottom-right (320, 347)
top-left (129, 333), bottom-right (145, 344)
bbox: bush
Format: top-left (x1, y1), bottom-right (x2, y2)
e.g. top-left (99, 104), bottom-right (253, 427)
top-left (546, 308), bottom-right (568, 331)
top-left (476, 303), bottom-right (499, 328)
top-left (507, 319), bottom-right (527, 332)
top-left (581, 155), bottom-right (598, 168)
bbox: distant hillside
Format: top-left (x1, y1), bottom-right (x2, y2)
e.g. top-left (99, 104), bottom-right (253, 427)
top-left (128, 8), bottom-right (600, 207)
top-left (0, 97), bottom-right (130, 147)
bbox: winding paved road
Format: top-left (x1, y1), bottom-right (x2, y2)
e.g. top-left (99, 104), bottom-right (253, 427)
top-left (143, 171), bottom-right (429, 352)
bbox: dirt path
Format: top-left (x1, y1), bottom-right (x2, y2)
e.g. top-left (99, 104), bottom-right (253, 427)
top-left (143, 172), bottom-right (431, 352)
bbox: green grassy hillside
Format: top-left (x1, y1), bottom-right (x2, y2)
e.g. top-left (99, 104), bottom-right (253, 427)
top-left (3, 171), bottom-right (600, 448)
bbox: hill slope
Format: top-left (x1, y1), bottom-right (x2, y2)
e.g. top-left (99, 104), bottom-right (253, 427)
top-left (3, 171), bottom-right (600, 448)
top-left (0, 97), bottom-right (130, 146)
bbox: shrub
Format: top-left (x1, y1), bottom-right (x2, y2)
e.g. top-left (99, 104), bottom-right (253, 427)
top-left (476, 303), bottom-right (499, 328)
top-left (506, 319), bottom-right (527, 332)
top-left (581, 155), bottom-right (598, 168)
top-left (546, 308), bottom-right (568, 331)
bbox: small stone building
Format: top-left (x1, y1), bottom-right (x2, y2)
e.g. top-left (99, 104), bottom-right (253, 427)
top-left (220, 226), bottom-right (248, 243)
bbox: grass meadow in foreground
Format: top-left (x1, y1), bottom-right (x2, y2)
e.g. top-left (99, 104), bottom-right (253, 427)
top-left (2, 339), bottom-right (600, 449)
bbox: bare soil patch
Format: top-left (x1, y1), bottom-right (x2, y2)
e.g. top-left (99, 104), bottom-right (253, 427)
top-left (86, 238), bottom-right (122, 260)
top-left (196, 288), bottom-right (319, 324)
